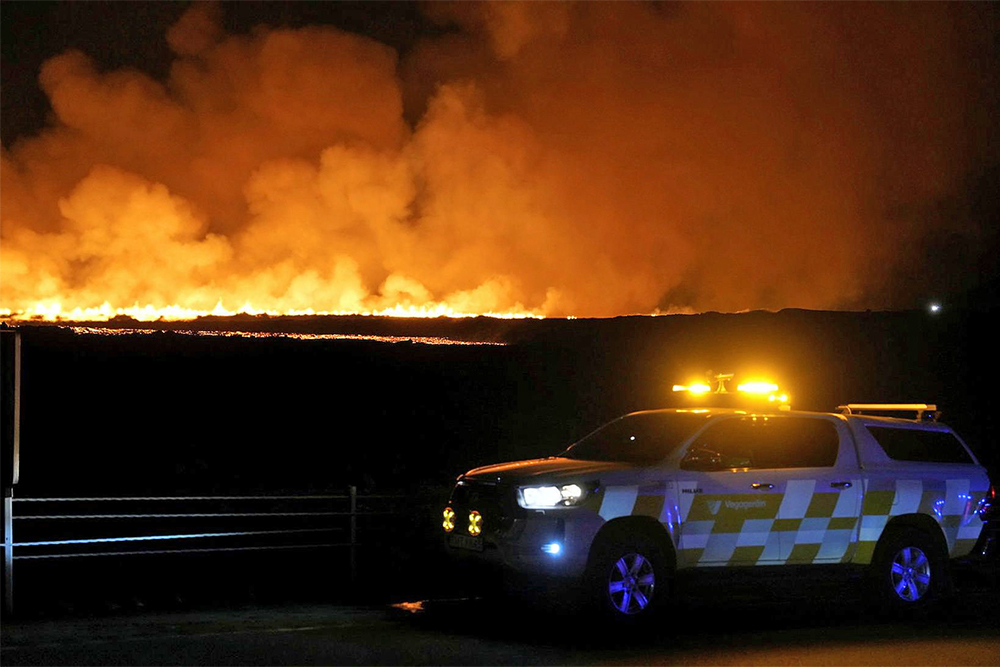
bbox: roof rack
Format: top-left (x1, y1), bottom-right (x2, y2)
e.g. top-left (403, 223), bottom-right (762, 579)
top-left (836, 403), bottom-right (939, 422)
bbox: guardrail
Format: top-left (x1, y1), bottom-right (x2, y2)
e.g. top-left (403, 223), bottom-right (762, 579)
top-left (2, 487), bottom-right (404, 614)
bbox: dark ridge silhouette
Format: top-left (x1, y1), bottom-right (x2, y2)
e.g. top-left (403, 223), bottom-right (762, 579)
top-left (9, 307), bottom-right (996, 498)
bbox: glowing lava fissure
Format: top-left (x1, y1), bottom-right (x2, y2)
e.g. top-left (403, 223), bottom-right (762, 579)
top-left (66, 326), bottom-right (505, 347)
top-left (0, 301), bottom-right (544, 323)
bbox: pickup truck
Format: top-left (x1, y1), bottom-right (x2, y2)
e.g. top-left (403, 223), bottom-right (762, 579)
top-left (442, 403), bottom-right (995, 620)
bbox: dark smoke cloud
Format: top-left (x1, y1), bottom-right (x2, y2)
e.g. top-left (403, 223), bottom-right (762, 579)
top-left (2, 2), bottom-right (997, 318)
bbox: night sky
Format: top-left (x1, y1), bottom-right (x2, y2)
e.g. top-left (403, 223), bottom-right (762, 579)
top-left (2, 2), bottom-right (999, 318)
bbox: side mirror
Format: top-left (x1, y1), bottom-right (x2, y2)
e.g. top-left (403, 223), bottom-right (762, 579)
top-left (680, 446), bottom-right (724, 471)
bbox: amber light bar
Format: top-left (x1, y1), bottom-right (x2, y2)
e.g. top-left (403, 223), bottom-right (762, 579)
top-left (672, 383), bottom-right (712, 394)
top-left (673, 373), bottom-right (790, 406)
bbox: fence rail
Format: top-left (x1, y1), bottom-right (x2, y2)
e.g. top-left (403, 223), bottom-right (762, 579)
top-left (1, 487), bottom-right (404, 614)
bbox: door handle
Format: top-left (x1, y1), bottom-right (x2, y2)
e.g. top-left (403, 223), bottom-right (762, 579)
top-left (830, 481), bottom-right (853, 489)
top-left (751, 483), bottom-right (774, 490)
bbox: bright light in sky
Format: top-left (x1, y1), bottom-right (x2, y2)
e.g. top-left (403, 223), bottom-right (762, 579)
top-left (928, 302), bottom-right (941, 314)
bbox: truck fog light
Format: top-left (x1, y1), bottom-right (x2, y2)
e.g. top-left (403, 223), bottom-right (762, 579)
top-left (468, 510), bottom-right (482, 536)
top-left (442, 507), bottom-right (455, 533)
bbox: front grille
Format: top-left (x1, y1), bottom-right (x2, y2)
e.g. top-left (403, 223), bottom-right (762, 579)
top-left (448, 480), bottom-right (518, 536)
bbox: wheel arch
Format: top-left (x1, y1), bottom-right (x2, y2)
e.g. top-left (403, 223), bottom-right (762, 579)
top-left (587, 515), bottom-right (677, 571)
top-left (867, 513), bottom-right (953, 608)
top-left (873, 513), bottom-right (949, 562)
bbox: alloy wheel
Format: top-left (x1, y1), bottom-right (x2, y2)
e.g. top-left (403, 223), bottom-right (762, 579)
top-left (890, 546), bottom-right (931, 602)
top-left (607, 552), bottom-right (656, 614)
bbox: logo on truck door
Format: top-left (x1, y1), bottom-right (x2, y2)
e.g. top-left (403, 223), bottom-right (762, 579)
top-left (725, 499), bottom-right (768, 511)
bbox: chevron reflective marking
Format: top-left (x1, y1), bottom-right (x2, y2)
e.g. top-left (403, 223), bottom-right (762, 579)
top-left (777, 480), bottom-right (816, 519)
top-left (957, 517), bottom-right (984, 540)
top-left (659, 496), bottom-right (679, 527)
top-left (859, 514), bottom-right (889, 542)
top-left (944, 479), bottom-right (971, 516)
top-left (861, 474), bottom-right (896, 516)
top-left (815, 529), bottom-right (854, 561)
top-left (680, 521), bottom-right (714, 550)
top-left (599, 486), bottom-right (639, 520)
top-left (831, 479), bottom-right (862, 517)
top-left (677, 481), bottom-right (698, 521)
top-left (630, 487), bottom-right (665, 519)
top-left (658, 503), bottom-right (677, 525)
top-left (700, 532), bottom-right (739, 562)
top-left (735, 519), bottom-right (775, 547)
top-left (759, 532), bottom-right (782, 561)
top-left (794, 517), bottom-right (831, 544)
top-left (918, 489), bottom-right (943, 516)
top-left (891, 480), bottom-right (923, 515)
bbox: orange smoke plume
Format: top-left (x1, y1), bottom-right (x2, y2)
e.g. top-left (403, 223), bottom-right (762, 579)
top-left (2, 3), bottom-right (997, 320)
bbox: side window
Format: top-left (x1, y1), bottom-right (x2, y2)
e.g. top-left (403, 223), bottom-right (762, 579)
top-left (684, 417), bottom-right (838, 470)
top-left (754, 418), bottom-right (839, 468)
top-left (866, 427), bottom-right (973, 464)
top-left (684, 419), bottom-right (757, 469)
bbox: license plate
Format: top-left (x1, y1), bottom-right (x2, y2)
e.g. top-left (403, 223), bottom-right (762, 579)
top-left (449, 533), bottom-right (484, 552)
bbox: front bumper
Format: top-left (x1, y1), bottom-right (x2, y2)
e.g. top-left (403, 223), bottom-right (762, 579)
top-left (441, 483), bottom-right (602, 578)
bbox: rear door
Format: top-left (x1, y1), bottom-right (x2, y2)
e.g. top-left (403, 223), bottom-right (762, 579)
top-left (762, 418), bottom-right (862, 563)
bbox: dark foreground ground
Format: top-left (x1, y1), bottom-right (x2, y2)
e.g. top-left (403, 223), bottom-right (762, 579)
top-left (4, 565), bottom-right (998, 666)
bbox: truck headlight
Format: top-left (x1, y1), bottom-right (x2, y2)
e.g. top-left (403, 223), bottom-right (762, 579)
top-left (518, 483), bottom-right (587, 508)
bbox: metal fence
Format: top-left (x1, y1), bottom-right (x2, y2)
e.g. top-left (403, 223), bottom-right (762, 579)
top-left (2, 487), bottom-right (404, 614)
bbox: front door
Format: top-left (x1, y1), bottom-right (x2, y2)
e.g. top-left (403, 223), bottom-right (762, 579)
top-left (677, 468), bottom-right (786, 566)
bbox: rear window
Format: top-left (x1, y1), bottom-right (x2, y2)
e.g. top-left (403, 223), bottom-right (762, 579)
top-left (866, 426), bottom-right (973, 464)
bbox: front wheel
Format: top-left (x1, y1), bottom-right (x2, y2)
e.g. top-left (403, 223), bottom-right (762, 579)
top-left (588, 534), bottom-right (669, 623)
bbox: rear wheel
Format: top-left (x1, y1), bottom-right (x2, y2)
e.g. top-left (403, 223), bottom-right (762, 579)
top-left (871, 527), bottom-right (948, 613)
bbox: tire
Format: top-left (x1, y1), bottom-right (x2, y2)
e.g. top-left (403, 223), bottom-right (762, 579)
top-left (587, 532), bottom-right (670, 624)
top-left (870, 527), bottom-right (948, 614)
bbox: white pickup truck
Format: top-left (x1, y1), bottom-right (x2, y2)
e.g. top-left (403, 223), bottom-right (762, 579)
top-left (443, 402), bottom-right (995, 620)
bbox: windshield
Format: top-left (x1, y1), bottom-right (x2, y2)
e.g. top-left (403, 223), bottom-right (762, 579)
top-left (561, 412), bottom-right (710, 464)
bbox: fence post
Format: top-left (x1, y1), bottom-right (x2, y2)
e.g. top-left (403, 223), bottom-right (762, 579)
top-left (3, 488), bottom-right (12, 616)
top-left (348, 485), bottom-right (357, 584)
